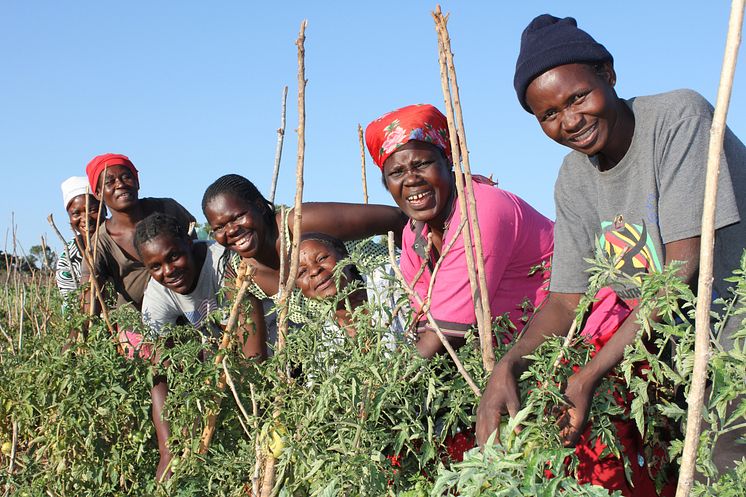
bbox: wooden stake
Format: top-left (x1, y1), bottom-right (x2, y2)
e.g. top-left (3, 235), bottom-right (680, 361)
top-left (433, 6), bottom-right (495, 372)
top-left (277, 20), bottom-right (308, 345)
top-left (676, 1), bottom-right (745, 495)
top-left (46, 214), bottom-right (74, 288)
top-left (269, 86), bottom-right (289, 204)
top-left (388, 232), bottom-right (481, 397)
top-left (358, 124), bottom-right (369, 204)
top-left (198, 268), bottom-right (253, 454)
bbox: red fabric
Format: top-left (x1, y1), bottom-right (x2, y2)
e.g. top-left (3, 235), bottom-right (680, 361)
top-left (572, 289), bottom-right (675, 496)
top-left (365, 104), bottom-right (451, 169)
top-left (85, 153), bottom-right (138, 193)
top-left (443, 428), bottom-right (476, 462)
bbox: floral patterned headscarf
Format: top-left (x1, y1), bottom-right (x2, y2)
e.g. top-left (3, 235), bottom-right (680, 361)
top-left (365, 104), bottom-right (451, 170)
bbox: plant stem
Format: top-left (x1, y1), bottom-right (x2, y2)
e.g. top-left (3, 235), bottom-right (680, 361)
top-left (269, 86), bottom-right (289, 204)
top-left (387, 232), bottom-right (481, 397)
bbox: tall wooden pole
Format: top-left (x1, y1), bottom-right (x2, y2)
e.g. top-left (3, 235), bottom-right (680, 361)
top-left (676, 1), bottom-right (745, 495)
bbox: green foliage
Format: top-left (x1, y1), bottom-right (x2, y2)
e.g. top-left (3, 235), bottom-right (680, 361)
top-left (1, 249), bottom-right (745, 496)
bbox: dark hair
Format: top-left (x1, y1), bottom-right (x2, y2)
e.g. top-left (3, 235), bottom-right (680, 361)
top-left (299, 232), bottom-right (362, 283)
top-left (133, 212), bottom-right (187, 257)
top-left (201, 174), bottom-right (275, 228)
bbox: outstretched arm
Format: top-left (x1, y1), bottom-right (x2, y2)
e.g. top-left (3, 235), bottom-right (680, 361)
top-left (476, 291), bottom-right (579, 445)
top-left (287, 203), bottom-right (407, 243)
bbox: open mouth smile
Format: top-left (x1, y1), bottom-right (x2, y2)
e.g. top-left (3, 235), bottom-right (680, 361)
top-left (406, 190), bottom-right (433, 207)
top-left (568, 122), bottom-right (598, 148)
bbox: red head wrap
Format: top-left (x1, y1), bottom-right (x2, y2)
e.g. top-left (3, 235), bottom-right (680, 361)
top-left (85, 153), bottom-right (139, 193)
top-left (365, 104), bottom-right (451, 170)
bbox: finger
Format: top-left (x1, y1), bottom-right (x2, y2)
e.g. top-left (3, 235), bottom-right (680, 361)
top-left (561, 410), bottom-right (584, 448)
top-left (506, 396), bottom-right (522, 434)
top-left (476, 410), bottom-right (501, 447)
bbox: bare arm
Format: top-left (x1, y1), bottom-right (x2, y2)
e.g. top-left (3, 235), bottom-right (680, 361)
top-left (237, 294), bottom-right (267, 360)
top-left (476, 291), bottom-right (580, 445)
top-left (286, 203), bottom-right (407, 242)
top-left (559, 236), bottom-right (701, 445)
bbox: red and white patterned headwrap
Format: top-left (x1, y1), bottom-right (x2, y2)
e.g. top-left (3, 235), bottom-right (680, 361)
top-left (365, 104), bottom-right (451, 170)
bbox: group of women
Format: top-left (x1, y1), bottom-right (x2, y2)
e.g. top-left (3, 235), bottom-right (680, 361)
top-left (54, 13), bottom-right (745, 496)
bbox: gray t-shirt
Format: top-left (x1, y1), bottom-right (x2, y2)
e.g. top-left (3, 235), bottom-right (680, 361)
top-left (141, 241), bottom-right (227, 338)
top-left (551, 89), bottom-right (746, 303)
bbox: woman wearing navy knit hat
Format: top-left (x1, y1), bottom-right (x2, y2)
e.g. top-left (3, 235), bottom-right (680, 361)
top-left (477, 13), bottom-right (746, 494)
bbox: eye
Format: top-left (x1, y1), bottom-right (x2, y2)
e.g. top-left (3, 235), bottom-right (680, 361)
top-left (414, 160), bottom-right (432, 169)
top-left (388, 167), bottom-right (404, 178)
top-left (298, 267), bottom-right (307, 277)
top-left (150, 263), bottom-right (161, 272)
top-left (571, 91), bottom-right (590, 105)
top-left (540, 109), bottom-right (557, 122)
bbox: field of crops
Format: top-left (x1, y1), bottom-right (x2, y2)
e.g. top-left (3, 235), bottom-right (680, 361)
top-left (0, 246), bottom-right (744, 497)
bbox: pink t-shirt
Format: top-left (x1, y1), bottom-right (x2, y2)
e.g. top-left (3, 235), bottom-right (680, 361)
top-left (400, 180), bottom-right (554, 336)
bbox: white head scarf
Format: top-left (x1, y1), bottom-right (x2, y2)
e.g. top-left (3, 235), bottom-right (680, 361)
top-left (61, 176), bottom-right (90, 210)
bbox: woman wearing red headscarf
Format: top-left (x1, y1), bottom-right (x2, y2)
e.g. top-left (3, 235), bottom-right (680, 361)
top-left (365, 104), bottom-right (555, 359)
top-left (79, 153), bottom-right (206, 481)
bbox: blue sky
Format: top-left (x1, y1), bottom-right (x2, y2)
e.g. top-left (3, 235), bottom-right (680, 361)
top-left (1, 1), bottom-right (744, 258)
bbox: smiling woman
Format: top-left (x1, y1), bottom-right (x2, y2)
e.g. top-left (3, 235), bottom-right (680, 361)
top-left (365, 104), bottom-right (555, 359)
top-left (201, 173), bottom-right (407, 339)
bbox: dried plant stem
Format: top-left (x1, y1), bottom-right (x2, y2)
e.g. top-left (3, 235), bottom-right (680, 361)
top-left (198, 273), bottom-right (252, 454)
top-left (76, 237), bottom-right (118, 347)
top-left (47, 214), bottom-right (74, 286)
top-left (269, 86), bottom-right (289, 204)
top-left (358, 124), bottom-right (368, 203)
top-left (387, 232), bottom-right (480, 396)
top-left (432, 7), bottom-right (494, 372)
top-left (221, 357), bottom-right (252, 437)
top-left (410, 233), bottom-right (433, 288)
top-left (424, 219), bottom-right (466, 314)
top-left (8, 420), bottom-right (17, 474)
top-left (277, 20), bottom-right (308, 346)
top-left (676, 1), bottom-right (744, 495)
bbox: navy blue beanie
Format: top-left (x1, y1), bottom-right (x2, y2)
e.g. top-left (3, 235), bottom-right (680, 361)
top-left (514, 14), bottom-right (613, 113)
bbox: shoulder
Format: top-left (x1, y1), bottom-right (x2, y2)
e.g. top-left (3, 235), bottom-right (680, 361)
top-left (631, 89), bottom-right (714, 122)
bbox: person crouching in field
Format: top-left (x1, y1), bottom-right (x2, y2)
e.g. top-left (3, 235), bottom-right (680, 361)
top-left (365, 104), bottom-right (555, 359)
top-left (56, 175), bottom-right (107, 311)
top-left (135, 212), bottom-right (267, 481)
top-left (201, 174), bottom-right (406, 348)
top-left (80, 153), bottom-right (196, 358)
top-left (476, 13), bottom-right (746, 492)
top-left (295, 232), bottom-right (405, 343)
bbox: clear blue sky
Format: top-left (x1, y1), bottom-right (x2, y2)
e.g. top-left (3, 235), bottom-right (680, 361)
top-left (1, 1), bottom-right (744, 258)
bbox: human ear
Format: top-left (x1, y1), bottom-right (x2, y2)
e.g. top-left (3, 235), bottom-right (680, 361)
top-left (598, 61), bottom-right (617, 87)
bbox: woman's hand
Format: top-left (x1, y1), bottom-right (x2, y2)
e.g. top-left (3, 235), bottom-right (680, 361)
top-left (476, 360), bottom-right (521, 446)
top-left (556, 368), bottom-right (599, 447)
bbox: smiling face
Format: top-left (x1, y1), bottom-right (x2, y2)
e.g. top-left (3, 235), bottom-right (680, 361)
top-left (66, 194), bottom-right (103, 236)
top-left (203, 192), bottom-right (268, 259)
top-left (138, 234), bottom-right (199, 295)
top-left (96, 164), bottom-right (140, 211)
top-left (525, 62), bottom-right (631, 165)
top-left (296, 239), bottom-right (346, 299)
top-left (382, 141), bottom-right (453, 227)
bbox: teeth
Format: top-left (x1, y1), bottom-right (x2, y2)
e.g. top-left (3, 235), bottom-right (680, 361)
top-left (407, 192), bottom-right (430, 201)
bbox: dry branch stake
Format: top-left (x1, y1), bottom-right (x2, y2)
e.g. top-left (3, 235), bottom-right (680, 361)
top-left (387, 232), bottom-right (481, 397)
top-left (277, 20), bottom-right (308, 348)
top-left (269, 86), bottom-right (289, 204)
top-left (262, 20), bottom-right (308, 497)
top-left (358, 124), bottom-right (369, 204)
top-left (433, 7), bottom-right (495, 372)
top-left (197, 267), bottom-right (253, 454)
top-left (676, 1), bottom-right (745, 495)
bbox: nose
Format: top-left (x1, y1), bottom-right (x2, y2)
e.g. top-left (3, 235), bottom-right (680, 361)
top-left (163, 262), bottom-right (176, 277)
top-left (402, 167), bottom-right (423, 185)
top-left (561, 109), bottom-right (583, 132)
top-left (225, 220), bottom-right (241, 237)
top-left (309, 263), bottom-right (322, 278)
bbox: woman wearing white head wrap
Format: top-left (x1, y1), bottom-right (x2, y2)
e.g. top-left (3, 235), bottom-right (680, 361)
top-left (55, 176), bottom-right (106, 302)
